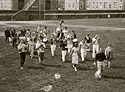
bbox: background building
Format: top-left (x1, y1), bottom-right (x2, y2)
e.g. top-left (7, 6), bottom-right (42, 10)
top-left (0, 0), bottom-right (12, 10)
top-left (0, 0), bottom-right (125, 11)
top-left (65, 0), bottom-right (79, 10)
top-left (86, 0), bottom-right (123, 10)
top-left (79, 0), bottom-right (86, 10)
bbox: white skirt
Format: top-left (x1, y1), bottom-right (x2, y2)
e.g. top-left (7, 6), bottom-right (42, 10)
top-left (9, 37), bottom-right (12, 42)
top-left (72, 53), bottom-right (78, 64)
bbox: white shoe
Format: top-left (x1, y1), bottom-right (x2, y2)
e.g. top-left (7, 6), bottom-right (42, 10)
top-left (74, 67), bottom-right (77, 71)
top-left (93, 62), bottom-right (96, 66)
top-left (73, 65), bottom-right (75, 68)
top-left (21, 67), bottom-right (23, 70)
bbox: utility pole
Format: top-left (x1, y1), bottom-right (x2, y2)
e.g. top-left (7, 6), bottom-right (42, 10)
top-left (39, 0), bottom-right (41, 20)
top-left (44, 0), bottom-right (46, 20)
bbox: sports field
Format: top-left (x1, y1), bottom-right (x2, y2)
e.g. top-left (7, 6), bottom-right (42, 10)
top-left (0, 18), bottom-right (125, 92)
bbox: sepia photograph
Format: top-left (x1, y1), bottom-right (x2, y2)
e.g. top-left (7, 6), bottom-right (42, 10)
top-left (0, 0), bottom-right (125, 92)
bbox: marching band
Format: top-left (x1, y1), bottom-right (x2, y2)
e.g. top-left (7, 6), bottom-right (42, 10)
top-left (5, 20), bottom-right (113, 80)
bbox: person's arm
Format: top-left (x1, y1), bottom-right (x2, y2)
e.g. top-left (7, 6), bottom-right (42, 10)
top-left (78, 42), bottom-right (81, 52)
top-left (111, 48), bottom-right (113, 59)
top-left (18, 43), bottom-right (22, 51)
top-left (69, 48), bottom-right (73, 58)
top-left (105, 48), bottom-right (107, 59)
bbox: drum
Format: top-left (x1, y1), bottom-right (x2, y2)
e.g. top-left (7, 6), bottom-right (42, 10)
top-left (42, 37), bottom-right (48, 43)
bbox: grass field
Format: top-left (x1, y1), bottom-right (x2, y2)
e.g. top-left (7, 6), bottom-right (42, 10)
top-left (0, 18), bottom-right (125, 92)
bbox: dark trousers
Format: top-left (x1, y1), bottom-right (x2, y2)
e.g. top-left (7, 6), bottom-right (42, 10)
top-left (20, 52), bottom-right (26, 67)
top-left (39, 52), bottom-right (44, 62)
top-left (5, 36), bottom-right (9, 42)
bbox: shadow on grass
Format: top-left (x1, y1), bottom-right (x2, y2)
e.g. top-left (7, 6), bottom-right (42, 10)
top-left (111, 66), bottom-right (125, 69)
top-left (42, 63), bottom-right (62, 68)
top-left (77, 66), bottom-right (95, 71)
top-left (102, 75), bottom-right (125, 80)
top-left (26, 66), bottom-right (44, 70)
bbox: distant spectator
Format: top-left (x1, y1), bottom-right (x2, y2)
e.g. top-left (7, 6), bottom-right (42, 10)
top-left (4, 27), bottom-right (10, 43)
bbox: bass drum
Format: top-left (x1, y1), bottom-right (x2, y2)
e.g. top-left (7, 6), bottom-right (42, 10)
top-left (42, 37), bottom-right (48, 44)
top-left (31, 32), bottom-right (36, 39)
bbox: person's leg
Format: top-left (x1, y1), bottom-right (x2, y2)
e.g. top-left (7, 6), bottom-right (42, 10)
top-left (22, 52), bottom-right (26, 66)
top-left (5, 36), bottom-right (7, 42)
top-left (51, 45), bottom-right (54, 56)
top-left (54, 44), bottom-right (56, 52)
top-left (41, 52), bottom-right (44, 62)
top-left (108, 60), bottom-right (111, 68)
top-left (20, 53), bottom-right (23, 68)
top-left (37, 51), bottom-right (41, 64)
top-left (31, 46), bottom-right (34, 58)
top-left (74, 64), bottom-right (77, 71)
top-left (62, 50), bottom-right (65, 62)
top-left (96, 45), bottom-right (99, 53)
top-left (81, 49), bottom-right (84, 61)
top-left (93, 45), bottom-right (96, 58)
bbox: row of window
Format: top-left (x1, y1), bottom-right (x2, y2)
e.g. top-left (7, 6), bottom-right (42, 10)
top-left (65, 1), bottom-right (84, 10)
top-left (0, 1), bottom-right (12, 10)
top-left (86, 1), bottom-right (123, 10)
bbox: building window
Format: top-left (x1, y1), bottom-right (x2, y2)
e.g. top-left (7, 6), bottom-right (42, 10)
top-left (99, 2), bottom-right (102, 9)
top-left (86, 1), bottom-right (91, 9)
top-left (68, 2), bottom-right (70, 8)
top-left (93, 2), bottom-right (95, 8)
top-left (113, 2), bottom-right (118, 9)
top-left (119, 5), bottom-right (122, 10)
top-left (72, 2), bottom-right (75, 8)
top-left (96, 2), bottom-right (98, 9)
top-left (80, 1), bottom-right (84, 9)
top-left (109, 2), bottom-right (111, 9)
top-left (1, 3), bottom-right (3, 8)
top-left (104, 2), bottom-right (107, 9)
top-left (120, 0), bottom-right (122, 2)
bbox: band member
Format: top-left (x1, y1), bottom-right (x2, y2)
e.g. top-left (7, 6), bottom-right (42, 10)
top-left (71, 30), bottom-right (77, 40)
top-left (4, 27), bottom-right (10, 43)
top-left (79, 40), bottom-right (87, 62)
top-left (60, 39), bottom-right (67, 62)
top-left (56, 24), bottom-right (62, 33)
top-left (37, 25), bottom-right (42, 33)
top-left (105, 43), bottom-right (113, 68)
top-left (9, 29), bottom-right (14, 46)
top-left (36, 38), bottom-right (46, 64)
top-left (13, 34), bottom-right (18, 48)
top-left (18, 38), bottom-right (28, 69)
top-left (66, 32), bottom-right (72, 53)
top-left (50, 34), bottom-right (56, 56)
top-left (29, 39), bottom-right (35, 58)
top-left (43, 26), bottom-right (49, 37)
top-left (21, 27), bottom-right (26, 36)
top-left (70, 43), bottom-right (79, 71)
top-left (84, 34), bottom-right (92, 52)
top-left (92, 35), bottom-right (100, 59)
top-left (60, 20), bottom-right (64, 28)
top-left (95, 48), bottom-right (106, 79)
top-left (63, 26), bottom-right (69, 38)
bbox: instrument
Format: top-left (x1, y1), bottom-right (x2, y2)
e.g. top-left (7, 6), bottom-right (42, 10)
top-left (43, 37), bottom-right (48, 43)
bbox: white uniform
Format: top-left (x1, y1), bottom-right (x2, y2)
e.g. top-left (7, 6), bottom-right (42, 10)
top-left (105, 46), bottom-right (113, 68)
top-left (79, 41), bottom-right (87, 61)
top-left (50, 37), bottom-right (56, 56)
top-left (92, 37), bottom-right (99, 58)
